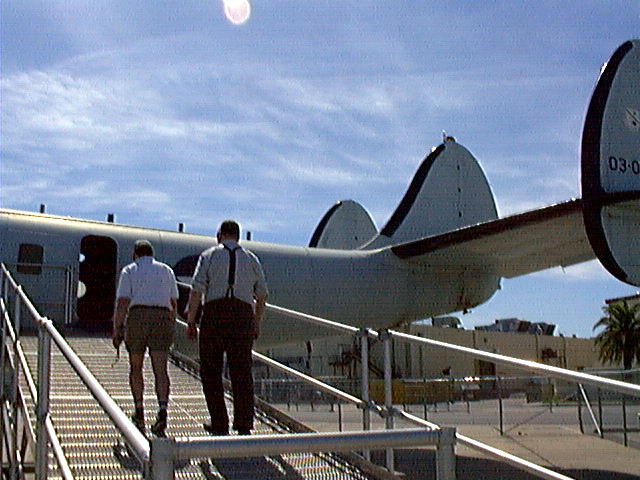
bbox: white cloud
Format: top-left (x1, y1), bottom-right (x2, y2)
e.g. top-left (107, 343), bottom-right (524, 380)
top-left (531, 261), bottom-right (617, 283)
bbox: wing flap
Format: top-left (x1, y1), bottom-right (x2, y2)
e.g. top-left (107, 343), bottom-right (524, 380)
top-left (391, 199), bottom-right (594, 278)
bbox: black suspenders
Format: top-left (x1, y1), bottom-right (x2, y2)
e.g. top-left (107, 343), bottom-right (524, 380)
top-left (223, 245), bottom-right (240, 299)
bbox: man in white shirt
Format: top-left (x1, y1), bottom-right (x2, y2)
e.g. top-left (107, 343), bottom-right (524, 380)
top-left (112, 240), bottom-right (178, 437)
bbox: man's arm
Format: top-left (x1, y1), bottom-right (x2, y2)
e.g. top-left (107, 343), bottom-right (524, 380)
top-left (186, 289), bottom-right (203, 340)
top-left (252, 294), bottom-right (267, 339)
top-left (170, 297), bottom-right (178, 320)
top-left (112, 297), bottom-right (131, 348)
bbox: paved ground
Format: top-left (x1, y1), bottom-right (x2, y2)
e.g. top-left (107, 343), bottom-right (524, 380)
top-left (270, 398), bottom-right (640, 479)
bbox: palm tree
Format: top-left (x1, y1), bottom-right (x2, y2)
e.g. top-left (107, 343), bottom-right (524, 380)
top-left (593, 301), bottom-right (640, 371)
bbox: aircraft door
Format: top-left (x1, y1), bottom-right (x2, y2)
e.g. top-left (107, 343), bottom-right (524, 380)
top-left (77, 235), bottom-right (118, 330)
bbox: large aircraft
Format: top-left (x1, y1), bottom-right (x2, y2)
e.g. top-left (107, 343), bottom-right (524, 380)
top-left (1, 40), bottom-right (639, 347)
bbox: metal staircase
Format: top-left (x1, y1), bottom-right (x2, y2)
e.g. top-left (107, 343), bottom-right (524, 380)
top-left (18, 335), bottom-right (380, 479)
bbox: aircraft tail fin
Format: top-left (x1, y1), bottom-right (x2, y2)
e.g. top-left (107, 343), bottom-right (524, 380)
top-left (582, 39), bottom-right (640, 286)
top-left (363, 139), bottom-right (499, 249)
top-left (309, 200), bottom-right (378, 249)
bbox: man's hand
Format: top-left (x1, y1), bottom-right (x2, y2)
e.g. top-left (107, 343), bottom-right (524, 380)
top-left (186, 290), bottom-right (203, 341)
top-left (186, 323), bottom-right (198, 341)
top-left (112, 326), bottom-right (124, 349)
top-left (112, 297), bottom-right (130, 349)
top-left (253, 294), bottom-right (266, 340)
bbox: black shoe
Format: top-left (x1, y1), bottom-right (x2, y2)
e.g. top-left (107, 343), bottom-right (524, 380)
top-left (131, 414), bottom-right (145, 435)
top-left (237, 428), bottom-right (251, 436)
top-left (203, 423), bottom-right (228, 436)
top-left (151, 416), bottom-right (167, 437)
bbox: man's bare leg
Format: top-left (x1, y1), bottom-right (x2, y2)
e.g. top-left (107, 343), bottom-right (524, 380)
top-left (149, 350), bottom-right (170, 435)
top-left (128, 352), bottom-right (146, 431)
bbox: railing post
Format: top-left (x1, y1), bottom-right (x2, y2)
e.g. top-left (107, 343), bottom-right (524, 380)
top-left (1, 267), bottom-right (6, 299)
top-left (622, 395), bottom-right (628, 447)
top-left (497, 376), bottom-right (503, 436)
top-left (436, 427), bottom-right (456, 480)
top-left (597, 388), bottom-right (604, 439)
top-left (150, 437), bottom-right (176, 480)
top-left (357, 328), bottom-right (370, 461)
top-left (381, 329), bottom-right (395, 473)
top-left (577, 385), bottom-right (584, 434)
top-left (11, 290), bottom-right (22, 480)
top-left (0, 290), bottom-right (6, 479)
top-left (36, 318), bottom-right (52, 480)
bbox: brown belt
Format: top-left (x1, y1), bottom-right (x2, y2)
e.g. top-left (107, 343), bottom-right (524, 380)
top-left (130, 305), bottom-right (170, 312)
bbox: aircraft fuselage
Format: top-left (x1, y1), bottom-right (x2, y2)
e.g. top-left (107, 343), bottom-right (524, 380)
top-left (0, 209), bottom-right (499, 346)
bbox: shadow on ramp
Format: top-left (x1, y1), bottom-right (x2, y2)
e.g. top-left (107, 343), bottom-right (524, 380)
top-left (200, 455), bottom-right (305, 480)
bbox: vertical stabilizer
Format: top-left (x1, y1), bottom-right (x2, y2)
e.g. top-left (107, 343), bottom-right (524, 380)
top-left (363, 139), bottom-right (498, 249)
top-left (309, 200), bottom-right (377, 249)
top-left (582, 39), bottom-right (640, 286)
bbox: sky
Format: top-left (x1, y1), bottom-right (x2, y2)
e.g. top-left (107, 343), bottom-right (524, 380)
top-left (2, 1), bottom-right (639, 338)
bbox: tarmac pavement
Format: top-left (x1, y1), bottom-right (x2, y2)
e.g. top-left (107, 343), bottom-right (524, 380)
top-left (270, 397), bottom-right (640, 479)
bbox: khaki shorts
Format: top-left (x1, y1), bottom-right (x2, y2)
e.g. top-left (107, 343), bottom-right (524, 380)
top-left (125, 306), bottom-right (175, 354)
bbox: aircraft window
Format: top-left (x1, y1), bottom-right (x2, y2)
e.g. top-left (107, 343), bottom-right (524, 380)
top-left (17, 243), bottom-right (44, 275)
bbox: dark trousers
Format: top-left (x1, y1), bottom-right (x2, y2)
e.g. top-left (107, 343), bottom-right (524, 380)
top-left (199, 323), bottom-right (254, 433)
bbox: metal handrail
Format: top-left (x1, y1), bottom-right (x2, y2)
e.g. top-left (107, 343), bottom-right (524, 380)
top-left (260, 302), bottom-right (640, 480)
top-left (150, 428), bottom-right (456, 480)
top-left (394, 405), bottom-right (574, 480)
top-left (4, 267), bottom-right (636, 480)
top-left (42, 314), bottom-right (151, 466)
top-left (222, 311), bottom-right (577, 480)
top-left (252, 350), bottom-right (369, 409)
top-left (1, 293), bottom-right (73, 479)
top-left (1, 264), bottom-right (149, 478)
top-left (267, 303), bottom-right (371, 337)
top-left (0, 311), bottom-right (37, 480)
top-left (387, 330), bottom-right (640, 398)
top-left (172, 428), bottom-right (453, 460)
top-left (266, 302), bottom-right (640, 397)
top-left (181, 297), bottom-right (589, 480)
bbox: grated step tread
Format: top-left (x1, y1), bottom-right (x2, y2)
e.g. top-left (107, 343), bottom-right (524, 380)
top-left (18, 335), bottom-right (374, 480)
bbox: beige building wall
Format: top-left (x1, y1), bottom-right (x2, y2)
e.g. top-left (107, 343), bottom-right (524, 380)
top-left (261, 324), bottom-right (606, 380)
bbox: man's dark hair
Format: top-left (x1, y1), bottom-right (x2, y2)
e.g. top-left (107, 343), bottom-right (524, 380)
top-left (219, 220), bottom-right (240, 240)
top-left (134, 240), bottom-right (154, 257)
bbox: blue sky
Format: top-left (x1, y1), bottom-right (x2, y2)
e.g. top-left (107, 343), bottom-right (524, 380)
top-left (2, 1), bottom-right (639, 337)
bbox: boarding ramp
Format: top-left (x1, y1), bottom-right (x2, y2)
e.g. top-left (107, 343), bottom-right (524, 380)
top-left (3, 263), bottom-right (640, 479)
top-left (15, 335), bottom-right (438, 480)
top-left (1, 264), bottom-right (455, 480)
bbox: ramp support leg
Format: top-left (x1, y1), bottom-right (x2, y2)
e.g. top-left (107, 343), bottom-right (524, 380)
top-left (381, 330), bottom-right (395, 473)
top-left (357, 328), bottom-right (370, 461)
top-left (36, 320), bottom-right (52, 480)
top-left (436, 427), bottom-right (456, 480)
top-left (150, 437), bottom-right (176, 480)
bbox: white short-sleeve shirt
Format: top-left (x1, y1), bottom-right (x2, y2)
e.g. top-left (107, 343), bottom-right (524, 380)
top-left (191, 240), bottom-right (268, 305)
top-left (116, 256), bottom-right (179, 308)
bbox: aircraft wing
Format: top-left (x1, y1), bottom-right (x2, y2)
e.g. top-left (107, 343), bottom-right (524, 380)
top-left (390, 199), bottom-right (594, 278)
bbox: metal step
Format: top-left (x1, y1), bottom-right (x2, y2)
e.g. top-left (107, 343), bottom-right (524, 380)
top-left (20, 335), bottom-right (379, 480)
